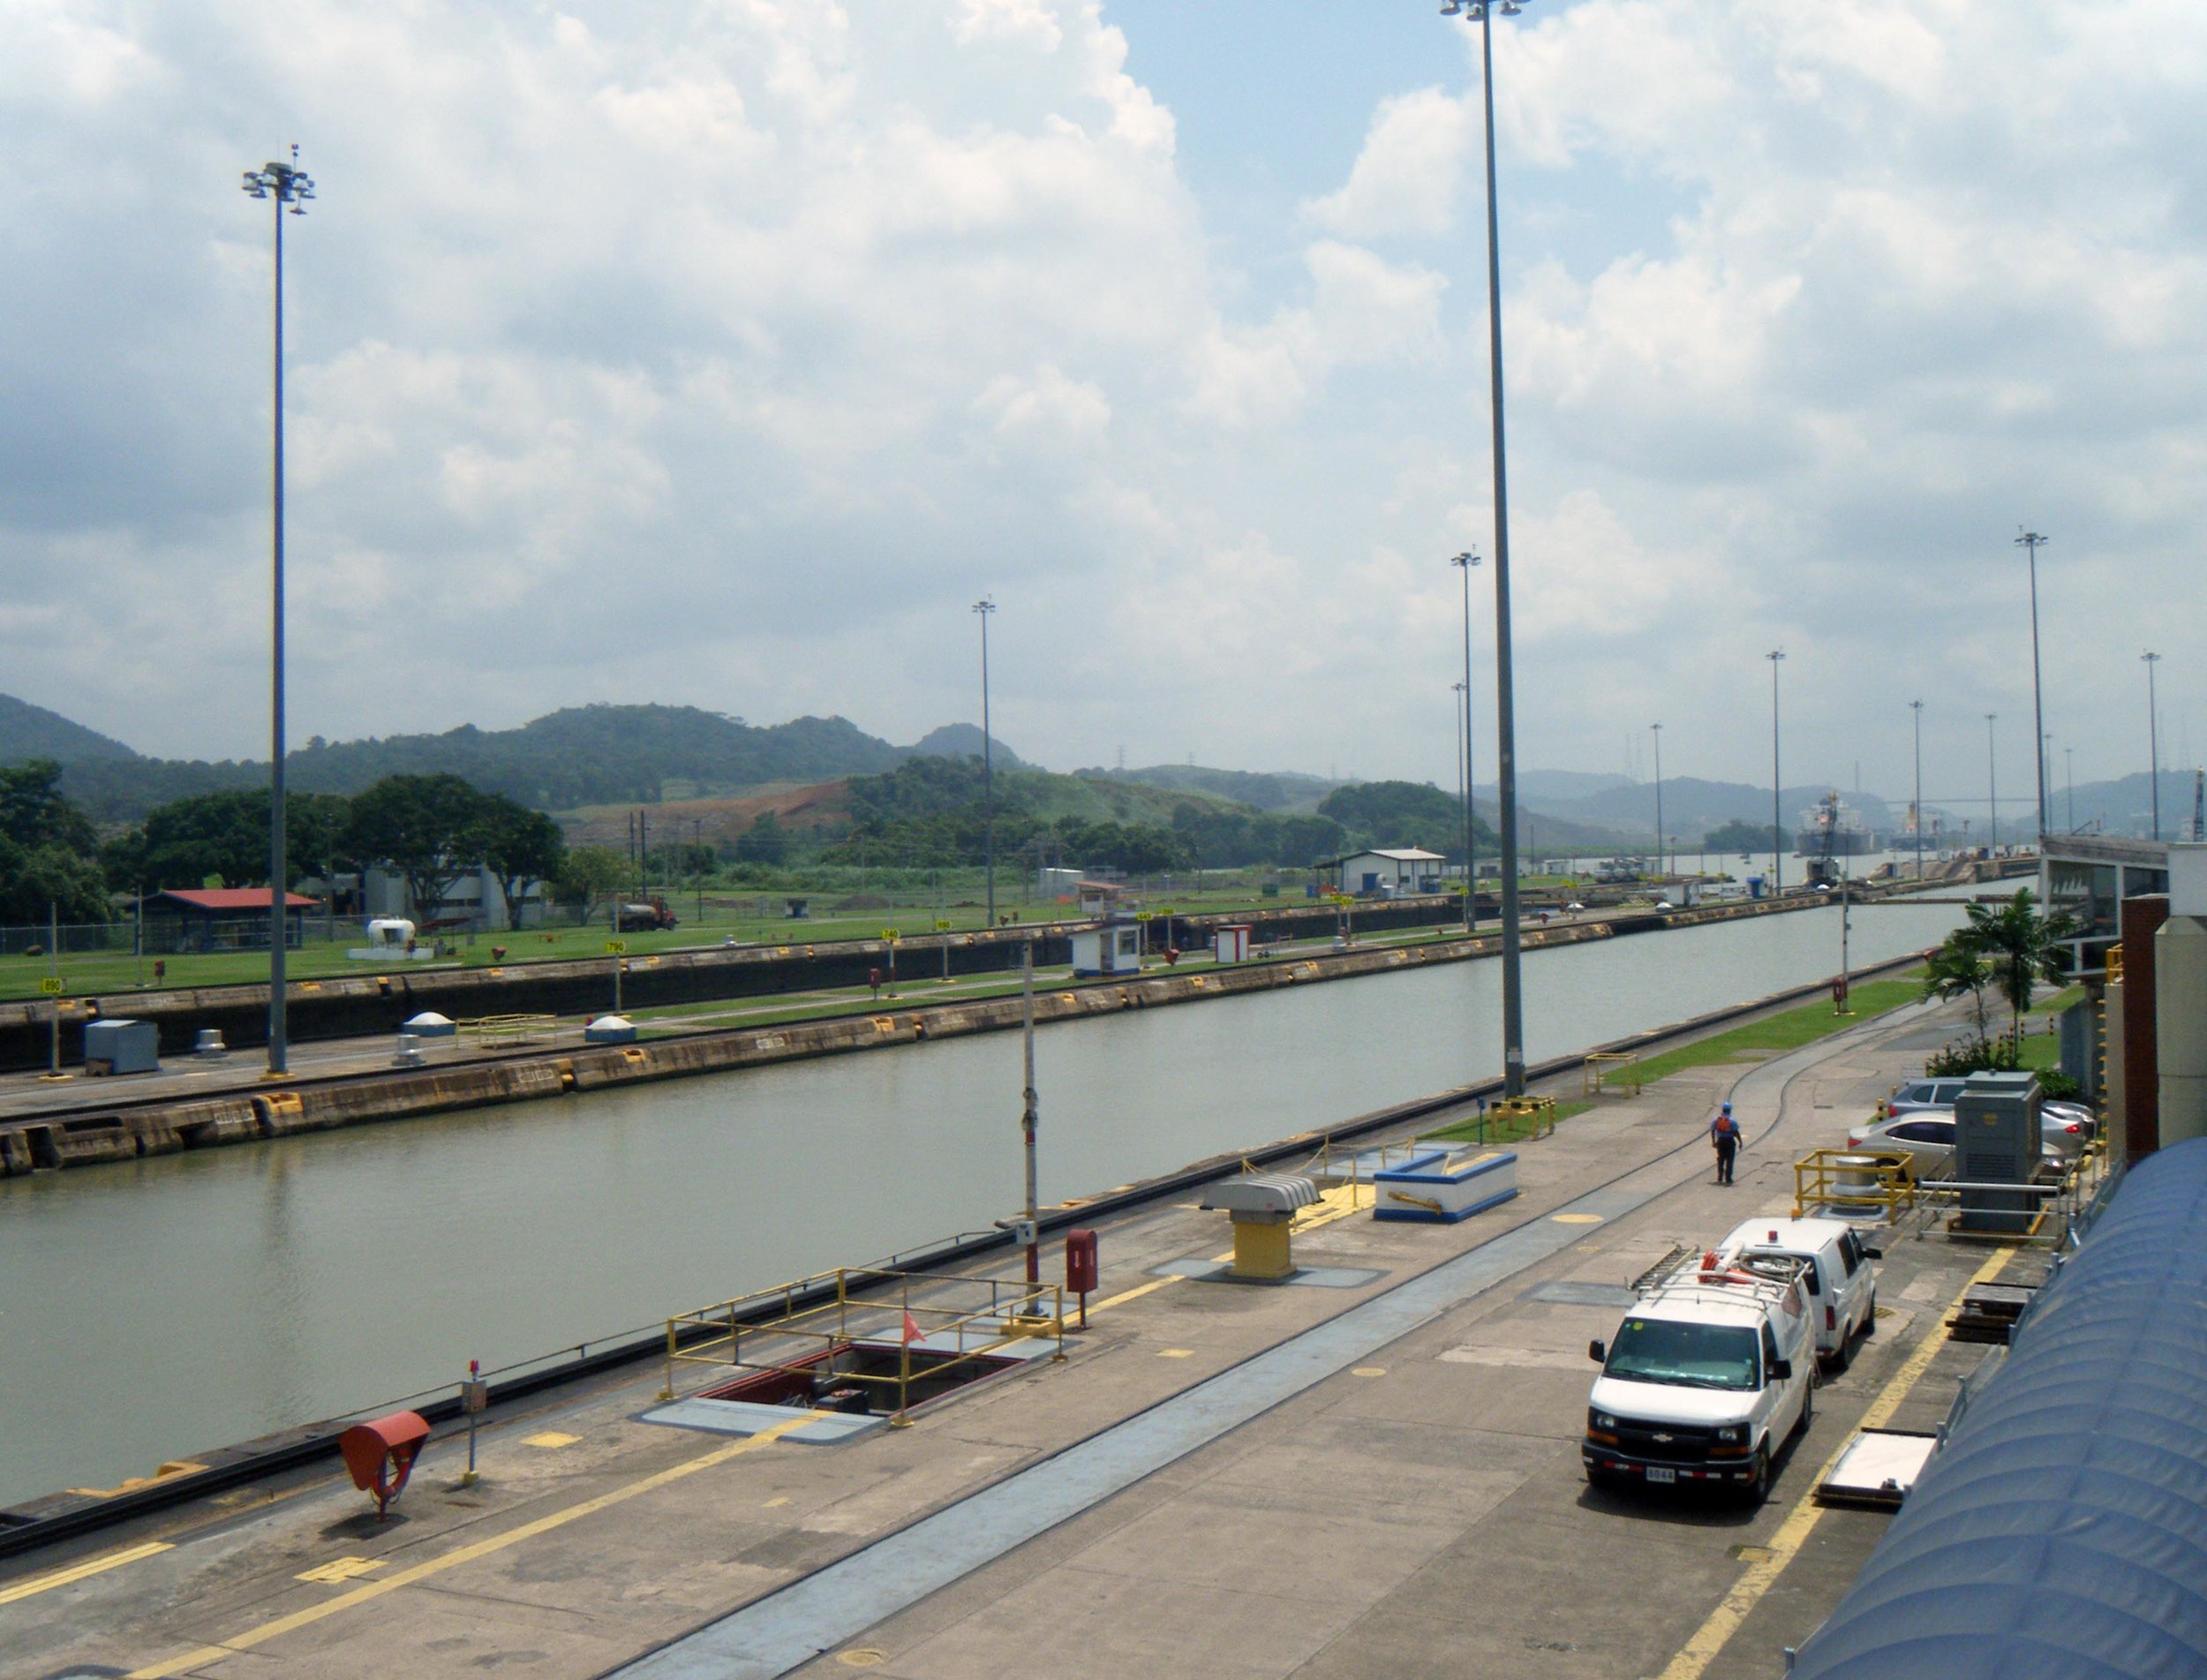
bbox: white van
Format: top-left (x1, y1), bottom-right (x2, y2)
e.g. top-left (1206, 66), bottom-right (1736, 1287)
top-left (1715, 1217), bottom-right (1879, 1371)
top-left (1584, 1251), bottom-right (1816, 1505)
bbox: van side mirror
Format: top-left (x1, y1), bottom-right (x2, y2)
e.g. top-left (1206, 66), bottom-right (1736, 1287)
top-left (1770, 1360), bottom-right (1793, 1382)
top-left (1861, 1245), bottom-right (1883, 1261)
top-left (1587, 1338), bottom-right (1607, 1363)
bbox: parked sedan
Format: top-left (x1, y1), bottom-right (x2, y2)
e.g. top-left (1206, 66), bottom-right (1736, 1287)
top-left (1846, 1111), bottom-right (2078, 1180)
top-left (1884, 1079), bottom-right (2099, 1139)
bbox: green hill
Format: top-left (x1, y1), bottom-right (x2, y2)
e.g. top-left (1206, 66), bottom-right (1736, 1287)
top-left (0, 694), bottom-right (139, 764)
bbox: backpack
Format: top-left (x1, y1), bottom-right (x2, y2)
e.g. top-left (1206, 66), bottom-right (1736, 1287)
top-left (1714, 1113), bottom-right (1738, 1141)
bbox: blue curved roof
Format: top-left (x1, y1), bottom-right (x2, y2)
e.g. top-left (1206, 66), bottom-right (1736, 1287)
top-left (1792, 1138), bottom-right (2207, 1680)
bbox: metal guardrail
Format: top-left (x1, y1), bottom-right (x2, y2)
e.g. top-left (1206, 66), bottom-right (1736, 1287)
top-left (1583, 1052), bottom-right (1642, 1096)
top-left (663, 1267), bottom-right (1066, 1425)
top-left (1793, 1148), bottom-right (1919, 1222)
top-left (463, 1013), bottom-right (558, 1048)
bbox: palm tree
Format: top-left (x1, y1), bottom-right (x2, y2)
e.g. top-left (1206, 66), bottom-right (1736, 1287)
top-left (1961, 887), bottom-right (2078, 1049)
top-left (1920, 936), bottom-right (1993, 1040)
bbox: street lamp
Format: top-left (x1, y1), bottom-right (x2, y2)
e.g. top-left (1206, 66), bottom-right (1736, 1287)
top-left (2143, 651), bottom-right (2163, 840)
top-left (1985, 712), bottom-right (1999, 851)
top-left (1909, 700), bottom-right (1925, 879)
top-left (1441, 0), bottom-right (1532, 1095)
top-left (2065, 744), bottom-right (2075, 832)
top-left (973, 597), bottom-right (999, 925)
top-left (1650, 722), bottom-right (1664, 881)
top-left (1450, 550), bottom-right (1480, 929)
top-left (2017, 530), bottom-right (2050, 841)
top-left (240, 146), bottom-right (315, 1080)
top-left (1451, 681), bottom-right (1471, 923)
top-left (1766, 651), bottom-right (1785, 893)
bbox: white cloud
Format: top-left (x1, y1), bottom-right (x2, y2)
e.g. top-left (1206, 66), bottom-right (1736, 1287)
top-left (2, 0), bottom-right (2204, 802)
top-left (1303, 87), bottom-right (1473, 238)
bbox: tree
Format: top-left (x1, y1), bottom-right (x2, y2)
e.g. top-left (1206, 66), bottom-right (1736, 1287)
top-left (465, 796), bottom-right (566, 930)
top-left (1316, 780), bottom-right (1480, 853)
top-left (1705, 819), bottom-right (1786, 854)
top-left (554, 845), bottom-right (630, 917)
top-left (1919, 937), bottom-right (1993, 1039)
top-left (0, 760), bottom-right (97, 855)
top-left (1962, 887), bottom-right (2078, 1047)
top-left (0, 761), bottom-right (109, 923)
top-left (340, 773), bottom-right (487, 919)
top-left (734, 810), bottom-right (789, 865)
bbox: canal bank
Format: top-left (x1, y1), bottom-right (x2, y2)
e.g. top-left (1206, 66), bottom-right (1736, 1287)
top-left (0, 980), bottom-right (2005, 1680)
top-left (0, 900), bottom-right (1962, 1531)
top-left (0, 864), bottom-right (2029, 1073)
top-left (0, 885), bottom-right (1948, 1179)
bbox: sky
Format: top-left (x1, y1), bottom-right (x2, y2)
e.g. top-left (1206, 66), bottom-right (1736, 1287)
top-left (2, 0), bottom-right (2203, 812)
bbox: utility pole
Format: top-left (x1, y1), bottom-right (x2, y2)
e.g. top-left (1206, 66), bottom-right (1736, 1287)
top-left (240, 146), bottom-right (314, 1080)
top-left (1651, 722), bottom-right (1664, 881)
top-left (1767, 651), bottom-right (1786, 893)
top-left (2143, 651), bottom-right (2164, 840)
top-left (1986, 713), bottom-right (1999, 850)
top-left (1021, 940), bottom-right (1038, 1287)
top-left (1450, 551), bottom-right (1480, 931)
top-left (975, 597), bottom-right (998, 927)
top-left (2017, 530), bottom-right (2050, 841)
top-left (1439, 0), bottom-right (1535, 1095)
top-left (1909, 700), bottom-right (1925, 879)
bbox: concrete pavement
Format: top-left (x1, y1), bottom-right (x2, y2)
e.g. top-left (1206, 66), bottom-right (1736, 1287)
top-left (0, 992), bottom-right (2022, 1680)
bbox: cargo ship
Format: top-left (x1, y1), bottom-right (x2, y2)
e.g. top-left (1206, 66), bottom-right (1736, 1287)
top-left (1796, 794), bottom-right (1880, 857)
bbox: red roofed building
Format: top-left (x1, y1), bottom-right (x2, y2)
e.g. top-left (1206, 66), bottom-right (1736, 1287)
top-left (137, 888), bottom-right (320, 953)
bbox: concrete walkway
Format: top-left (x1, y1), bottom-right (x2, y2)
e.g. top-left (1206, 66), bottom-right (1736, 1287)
top-left (1, 994), bottom-right (2017, 1680)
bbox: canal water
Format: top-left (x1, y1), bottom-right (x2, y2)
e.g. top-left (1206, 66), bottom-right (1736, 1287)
top-left (0, 902), bottom-right (1962, 1506)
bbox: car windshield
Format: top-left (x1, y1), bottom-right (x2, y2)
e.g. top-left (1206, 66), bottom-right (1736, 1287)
top-left (1605, 1318), bottom-right (1760, 1390)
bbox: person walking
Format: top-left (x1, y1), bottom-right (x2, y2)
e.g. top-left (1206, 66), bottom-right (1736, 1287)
top-left (1710, 1101), bottom-right (1741, 1185)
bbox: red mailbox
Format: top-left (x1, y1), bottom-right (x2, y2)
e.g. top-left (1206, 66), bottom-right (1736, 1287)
top-left (1066, 1228), bottom-right (1099, 1328)
top-left (339, 1411), bottom-right (431, 1519)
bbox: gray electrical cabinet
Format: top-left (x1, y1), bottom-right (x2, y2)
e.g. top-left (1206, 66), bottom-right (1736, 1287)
top-left (1955, 1071), bottom-right (2041, 1234)
top-left (83, 1018), bottom-right (160, 1076)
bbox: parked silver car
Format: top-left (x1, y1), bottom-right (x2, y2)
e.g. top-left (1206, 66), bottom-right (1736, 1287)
top-left (1845, 1111), bottom-right (2078, 1179)
top-left (1884, 1078), bottom-right (2098, 1138)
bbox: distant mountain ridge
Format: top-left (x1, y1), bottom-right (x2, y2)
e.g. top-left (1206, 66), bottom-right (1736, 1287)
top-left (4, 696), bottom-right (1024, 824)
top-left (0, 695), bottom-right (139, 763)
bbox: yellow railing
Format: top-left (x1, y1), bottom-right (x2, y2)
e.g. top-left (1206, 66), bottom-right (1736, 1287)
top-left (662, 1266), bottom-right (1065, 1425)
top-left (1793, 1148), bottom-right (1919, 1221)
top-left (1584, 1052), bottom-right (1642, 1096)
top-left (465, 1013), bottom-right (558, 1048)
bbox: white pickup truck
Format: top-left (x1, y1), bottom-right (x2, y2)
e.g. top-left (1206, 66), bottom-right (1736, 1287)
top-left (1583, 1250), bottom-right (1817, 1504)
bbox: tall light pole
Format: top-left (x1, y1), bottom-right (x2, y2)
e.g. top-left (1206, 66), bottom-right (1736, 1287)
top-left (2016, 530), bottom-right (2050, 841)
top-left (1450, 550), bottom-right (1480, 929)
top-left (2143, 651), bottom-right (2163, 840)
top-left (2065, 744), bottom-right (2075, 832)
top-left (1452, 681), bottom-right (1471, 923)
top-left (1909, 700), bottom-right (1925, 879)
top-left (1442, 0), bottom-right (1531, 1095)
top-left (241, 147), bottom-right (314, 1080)
top-left (1650, 722), bottom-right (1664, 880)
top-left (1767, 651), bottom-right (1785, 894)
top-left (1985, 712), bottom-right (1999, 850)
top-left (974, 597), bottom-right (998, 925)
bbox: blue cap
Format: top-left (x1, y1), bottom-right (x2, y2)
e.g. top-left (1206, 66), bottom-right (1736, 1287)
top-left (1721, 1102), bottom-right (1732, 1112)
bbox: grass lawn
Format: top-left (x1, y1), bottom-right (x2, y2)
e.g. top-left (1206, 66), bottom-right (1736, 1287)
top-left (1425, 1098), bottom-right (1593, 1147)
top-left (1618, 974), bottom-right (1925, 1090)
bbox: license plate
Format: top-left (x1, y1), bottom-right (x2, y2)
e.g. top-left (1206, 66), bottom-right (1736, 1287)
top-left (1646, 1466), bottom-right (1677, 1484)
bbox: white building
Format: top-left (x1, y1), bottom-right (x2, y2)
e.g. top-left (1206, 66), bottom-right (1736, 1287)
top-left (362, 865), bottom-right (549, 930)
top-left (1322, 848), bottom-right (1449, 897)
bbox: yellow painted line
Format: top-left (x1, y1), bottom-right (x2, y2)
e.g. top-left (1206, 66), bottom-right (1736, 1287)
top-left (1655, 1248), bottom-right (2012, 1680)
top-left (1156, 1348), bottom-right (1194, 1359)
top-left (0, 1541), bottom-right (172, 1604)
top-left (1084, 1274), bottom-right (1184, 1315)
top-left (1551, 1213), bottom-right (1604, 1225)
top-left (522, 1431), bottom-right (579, 1449)
top-left (124, 1413), bottom-right (819, 1680)
top-left (1352, 1367), bottom-right (1387, 1378)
